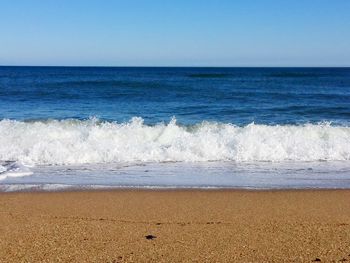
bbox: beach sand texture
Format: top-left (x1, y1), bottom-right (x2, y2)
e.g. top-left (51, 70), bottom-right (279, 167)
top-left (1, 190), bottom-right (350, 262)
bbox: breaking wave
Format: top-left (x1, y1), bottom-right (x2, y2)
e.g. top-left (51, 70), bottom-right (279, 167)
top-left (0, 117), bottom-right (349, 165)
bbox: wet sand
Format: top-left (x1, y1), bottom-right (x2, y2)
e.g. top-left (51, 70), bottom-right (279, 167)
top-left (0, 189), bottom-right (350, 262)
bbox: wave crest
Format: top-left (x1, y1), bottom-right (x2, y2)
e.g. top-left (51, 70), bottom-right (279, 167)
top-left (0, 118), bottom-right (349, 165)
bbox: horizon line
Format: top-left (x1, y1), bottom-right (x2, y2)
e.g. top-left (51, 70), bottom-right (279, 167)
top-left (1, 65), bottom-right (350, 68)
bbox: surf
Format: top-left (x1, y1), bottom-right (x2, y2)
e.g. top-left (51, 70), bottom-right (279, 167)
top-left (0, 117), bottom-right (349, 166)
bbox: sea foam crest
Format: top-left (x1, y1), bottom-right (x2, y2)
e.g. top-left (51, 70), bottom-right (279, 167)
top-left (0, 117), bottom-right (349, 165)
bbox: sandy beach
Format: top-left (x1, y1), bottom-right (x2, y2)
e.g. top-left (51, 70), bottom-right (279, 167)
top-left (0, 189), bottom-right (350, 262)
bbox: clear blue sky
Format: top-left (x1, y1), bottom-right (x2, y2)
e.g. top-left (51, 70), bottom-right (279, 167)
top-left (1, 0), bottom-right (350, 66)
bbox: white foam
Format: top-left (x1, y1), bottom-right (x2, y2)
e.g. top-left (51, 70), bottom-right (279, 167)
top-left (0, 117), bottom-right (349, 165)
top-left (0, 161), bottom-right (33, 180)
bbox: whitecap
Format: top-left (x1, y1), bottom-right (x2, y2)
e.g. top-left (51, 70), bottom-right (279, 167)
top-left (0, 118), bottom-right (349, 165)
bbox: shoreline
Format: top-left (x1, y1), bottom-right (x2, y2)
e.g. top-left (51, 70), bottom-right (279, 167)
top-left (3, 185), bottom-right (350, 193)
top-left (2, 187), bottom-right (350, 196)
top-left (1, 189), bottom-right (350, 262)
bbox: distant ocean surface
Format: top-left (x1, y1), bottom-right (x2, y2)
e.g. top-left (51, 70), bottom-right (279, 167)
top-left (0, 66), bottom-right (350, 191)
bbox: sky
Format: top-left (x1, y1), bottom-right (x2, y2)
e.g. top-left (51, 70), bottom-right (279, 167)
top-left (0, 0), bottom-right (350, 67)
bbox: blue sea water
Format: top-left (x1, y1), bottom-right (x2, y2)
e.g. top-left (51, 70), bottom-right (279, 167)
top-left (1, 66), bottom-right (349, 125)
top-left (0, 66), bottom-right (349, 191)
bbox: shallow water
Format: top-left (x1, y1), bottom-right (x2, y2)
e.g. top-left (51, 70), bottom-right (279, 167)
top-left (1, 161), bottom-right (350, 191)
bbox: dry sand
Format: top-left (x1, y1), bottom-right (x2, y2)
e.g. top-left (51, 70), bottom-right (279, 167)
top-left (0, 189), bottom-right (350, 262)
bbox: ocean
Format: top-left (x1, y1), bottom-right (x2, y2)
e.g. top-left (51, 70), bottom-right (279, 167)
top-left (0, 66), bottom-right (349, 191)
